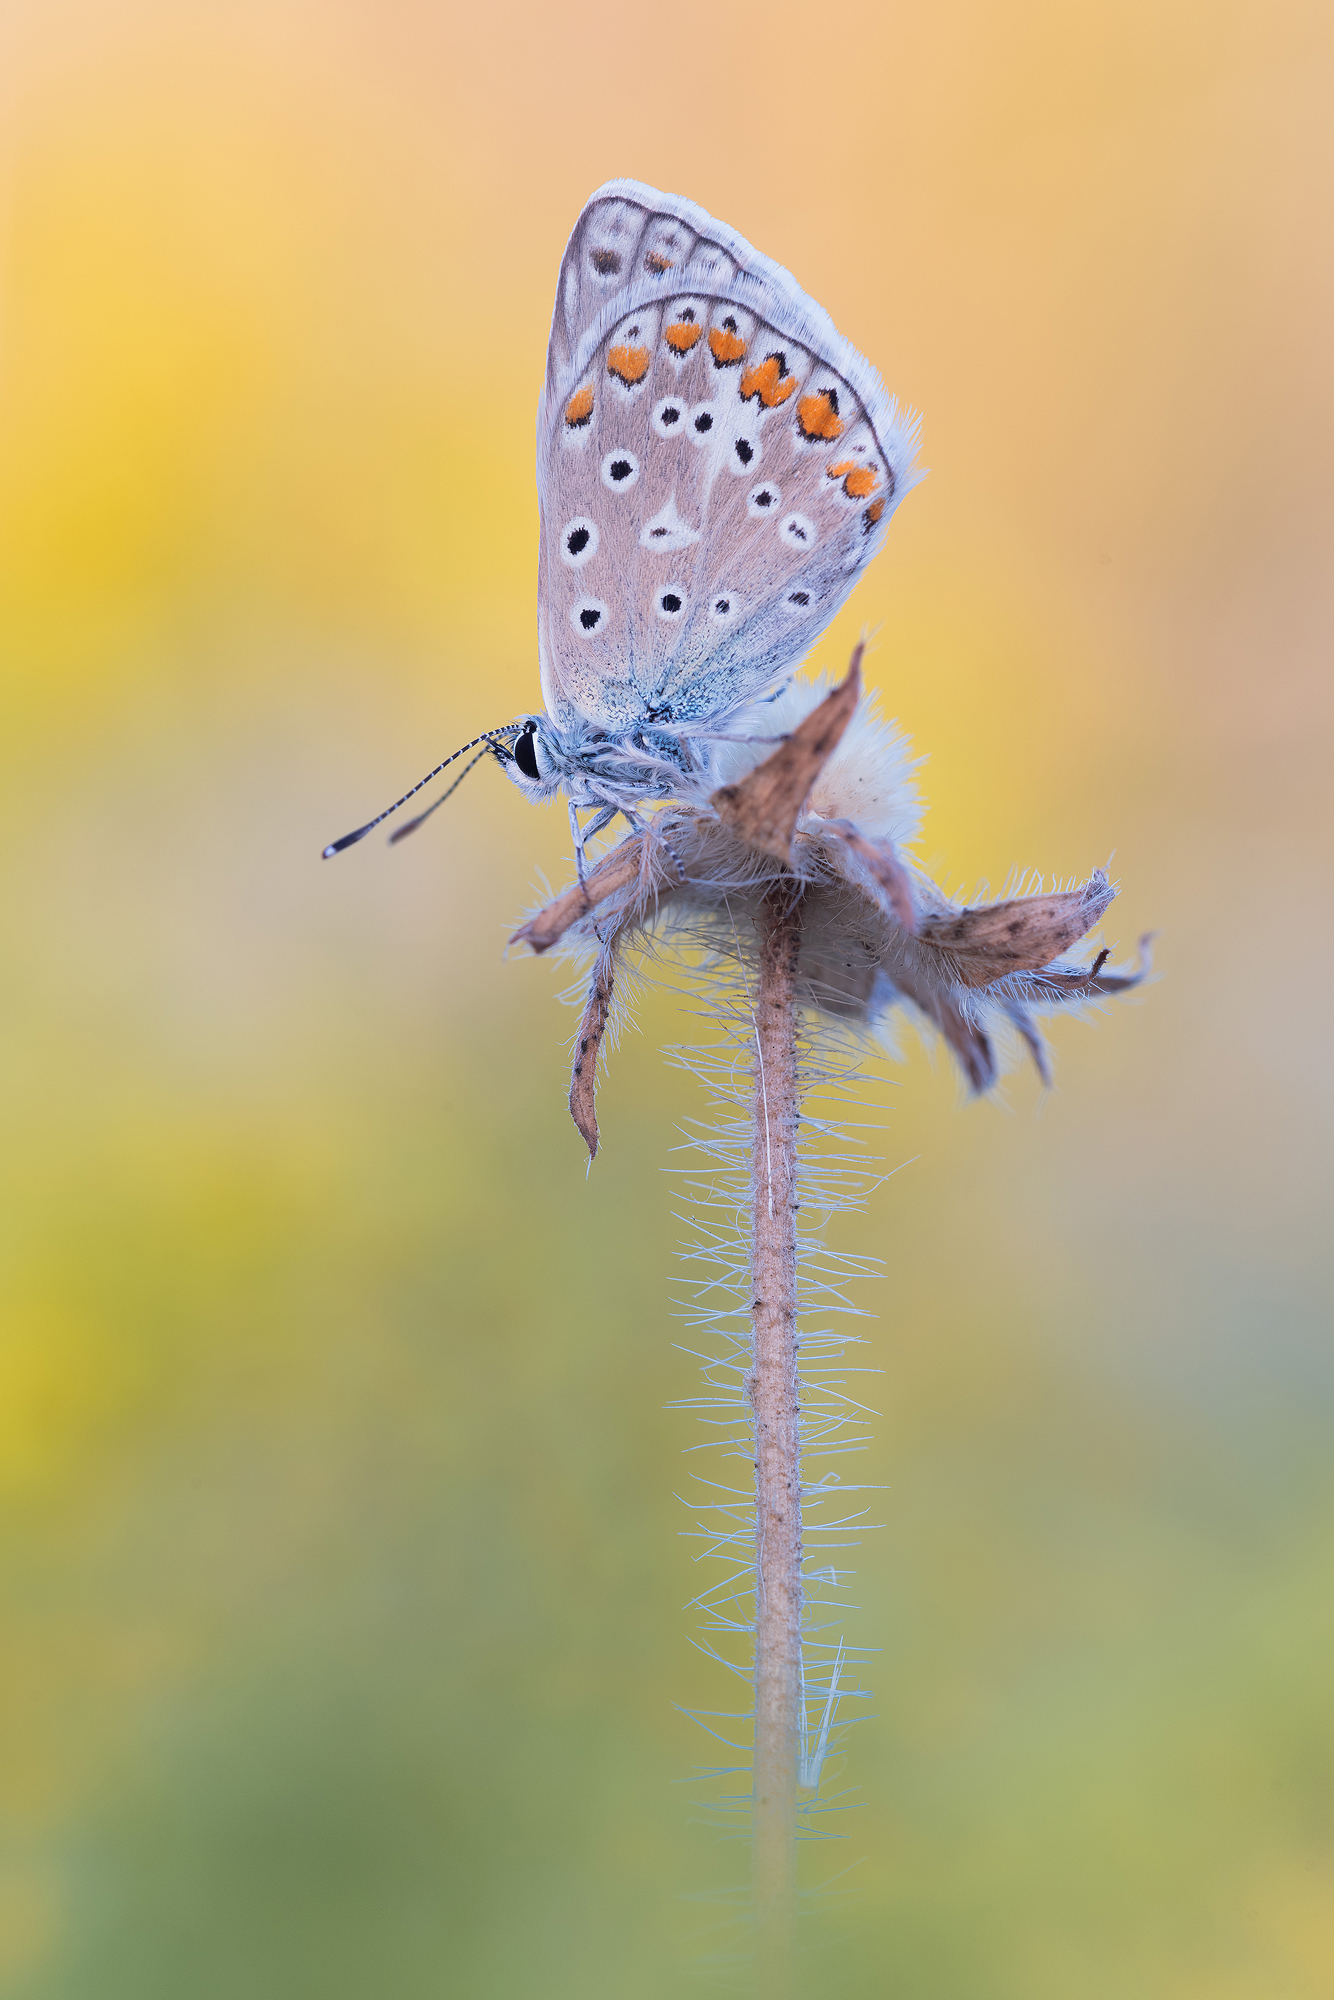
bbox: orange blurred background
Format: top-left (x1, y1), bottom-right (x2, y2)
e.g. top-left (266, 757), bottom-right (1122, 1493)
top-left (2, 3), bottom-right (1331, 1995)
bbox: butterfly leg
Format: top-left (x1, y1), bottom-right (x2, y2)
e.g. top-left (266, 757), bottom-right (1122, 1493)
top-left (568, 800), bottom-right (589, 882)
top-left (620, 806), bottom-right (689, 886)
top-left (653, 826), bottom-right (688, 886)
top-left (570, 801), bottom-right (620, 882)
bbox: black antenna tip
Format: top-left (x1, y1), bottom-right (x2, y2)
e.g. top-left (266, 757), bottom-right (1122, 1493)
top-left (386, 811), bottom-right (428, 846)
top-left (322, 825), bottom-right (373, 858)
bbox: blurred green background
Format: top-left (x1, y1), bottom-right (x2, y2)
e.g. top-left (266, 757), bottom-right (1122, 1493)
top-left (2, 2), bottom-right (1331, 1994)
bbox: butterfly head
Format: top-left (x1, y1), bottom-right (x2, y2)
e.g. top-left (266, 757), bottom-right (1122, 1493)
top-left (497, 715), bottom-right (565, 802)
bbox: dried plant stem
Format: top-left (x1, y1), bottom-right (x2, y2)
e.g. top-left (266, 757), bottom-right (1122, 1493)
top-left (749, 878), bottom-right (804, 1997)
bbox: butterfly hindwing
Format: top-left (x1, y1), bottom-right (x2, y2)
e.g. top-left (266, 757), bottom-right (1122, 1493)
top-left (537, 183), bottom-right (920, 734)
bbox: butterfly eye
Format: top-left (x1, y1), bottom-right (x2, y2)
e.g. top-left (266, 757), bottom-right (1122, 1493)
top-left (560, 517), bottom-right (599, 567)
top-left (651, 398), bottom-right (685, 439)
top-left (656, 589), bottom-right (687, 622)
top-left (570, 597), bottom-right (609, 635)
top-left (780, 513), bottom-right (816, 549)
top-left (709, 593), bottom-right (739, 623)
top-left (513, 724), bottom-right (540, 780)
top-left (600, 451), bottom-right (640, 491)
top-left (730, 436), bottom-right (758, 472)
top-left (747, 483), bottom-right (781, 518)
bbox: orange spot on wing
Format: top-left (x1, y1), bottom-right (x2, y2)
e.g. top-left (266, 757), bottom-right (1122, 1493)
top-left (665, 320), bottom-right (702, 354)
top-left (708, 326), bottom-right (747, 366)
top-left (863, 497), bottom-right (886, 528)
top-left (827, 461), bottom-right (877, 499)
top-left (565, 385), bottom-right (594, 428)
top-left (797, 390), bottom-right (843, 441)
top-left (607, 343), bottom-right (651, 385)
top-left (740, 354), bottom-right (797, 407)
top-left (644, 251), bottom-right (672, 274)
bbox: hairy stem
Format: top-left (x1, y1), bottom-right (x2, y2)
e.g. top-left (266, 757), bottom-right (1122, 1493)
top-left (749, 879), bottom-right (804, 1996)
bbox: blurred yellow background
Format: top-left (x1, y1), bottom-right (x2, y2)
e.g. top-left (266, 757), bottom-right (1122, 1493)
top-left (2, 1), bottom-right (1331, 1994)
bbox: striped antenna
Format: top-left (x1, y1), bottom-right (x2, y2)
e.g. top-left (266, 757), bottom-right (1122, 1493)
top-left (388, 743), bottom-right (497, 845)
top-left (321, 728), bottom-right (515, 857)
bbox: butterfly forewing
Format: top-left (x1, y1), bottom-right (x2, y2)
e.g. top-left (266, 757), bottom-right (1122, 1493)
top-left (538, 182), bottom-right (919, 734)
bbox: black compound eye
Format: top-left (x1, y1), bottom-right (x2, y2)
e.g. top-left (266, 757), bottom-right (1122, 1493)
top-left (514, 726), bottom-right (540, 780)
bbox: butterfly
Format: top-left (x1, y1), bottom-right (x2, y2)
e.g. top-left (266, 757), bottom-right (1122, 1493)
top-left (324, 180), bottom-right (921, 868)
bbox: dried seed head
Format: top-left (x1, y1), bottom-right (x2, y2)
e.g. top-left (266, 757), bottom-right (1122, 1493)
top-left (509, 652), bottom-right (1151, 1154)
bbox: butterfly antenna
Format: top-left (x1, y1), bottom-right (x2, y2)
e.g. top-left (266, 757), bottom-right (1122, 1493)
top-left (322, 728), bottom-right (515, 857)
top-left (387, 743), bottom-right (495, 845)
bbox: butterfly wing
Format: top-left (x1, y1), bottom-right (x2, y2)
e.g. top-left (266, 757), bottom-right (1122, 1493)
top-left (537, 181), bottom-right (922, 734)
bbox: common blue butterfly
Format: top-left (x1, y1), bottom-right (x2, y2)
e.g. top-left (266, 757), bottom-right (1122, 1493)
top-left (324, 181), bottom-right (921, 866)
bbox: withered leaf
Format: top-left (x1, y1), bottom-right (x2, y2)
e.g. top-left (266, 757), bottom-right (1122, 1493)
top-left (1022, 931), bottom-right (1154, 997)
top-left (569, 937), bottom-right (618, 1159)
top-left (711, 647), bottom-right (863, 863)
top-left (1089, 932), bottom-right (1155, 993)
top-left (510, 836), bottom-right (645, 955)
top-left (936, 995), bottom-right (997, 1093)
top-left (820, 820), bottom-right (918, 933)
top-left (1000, 1000), bottom-right (1053, 1087)
top-left (919, 872), bottom-right (1115, 988)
